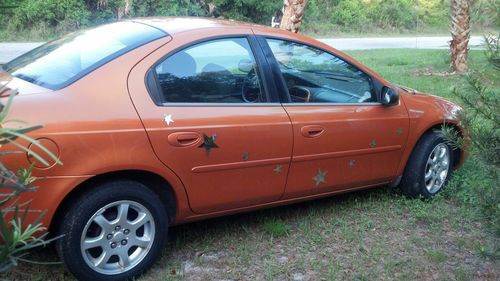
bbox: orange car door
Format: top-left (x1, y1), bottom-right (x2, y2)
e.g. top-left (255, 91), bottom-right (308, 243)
top-left (128, 35), bottom-right (293, 214)
top-left (260, 38), bottom-right (409, 198)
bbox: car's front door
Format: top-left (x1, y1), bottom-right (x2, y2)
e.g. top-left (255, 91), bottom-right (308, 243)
top-left (128, 35), bottom-right (293, 214)
top-left (261, 38), bottom-right (409, 198)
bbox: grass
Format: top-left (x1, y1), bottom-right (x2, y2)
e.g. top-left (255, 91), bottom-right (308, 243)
top-left (5, 49), bottom-right (500, 280)
top-left (262, 219), bottom-right (291, 238)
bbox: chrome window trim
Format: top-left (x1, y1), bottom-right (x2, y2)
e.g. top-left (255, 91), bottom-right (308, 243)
top-left (158, 102), bottom-right (382, 107)
top-left (159, 102), bottom-right (283, 107)
top-left (284, 102), bottom-right (382, 106)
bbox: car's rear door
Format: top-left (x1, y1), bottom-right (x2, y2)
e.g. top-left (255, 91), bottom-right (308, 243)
top-left (257, 36), bottom-right (409, 198)
top-left (128, 30), bottom-right (293, 214)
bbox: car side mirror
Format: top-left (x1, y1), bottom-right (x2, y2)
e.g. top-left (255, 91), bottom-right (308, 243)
top-left (381, 86), bottom-right (399, 106)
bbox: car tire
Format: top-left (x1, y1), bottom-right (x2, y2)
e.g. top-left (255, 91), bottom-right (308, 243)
top-left (55, 180), bottom-right (168, 281)
top-left (400, 131), bottom-right (454, 198)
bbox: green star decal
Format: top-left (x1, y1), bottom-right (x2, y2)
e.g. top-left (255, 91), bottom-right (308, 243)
top-left (199, 133), bottom-right (218, 156)
top-left (313, 169), bottom-right (327, 187)
top-left (242, 151), bottom-right (250, 161)
top-left (396, 128), bottom-right (404, 136)
top-left (370, 139), bottom-right (377, 148)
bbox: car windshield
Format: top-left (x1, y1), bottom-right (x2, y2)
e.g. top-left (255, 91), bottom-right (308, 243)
top-left (3, 21), bottom-right (166, 90)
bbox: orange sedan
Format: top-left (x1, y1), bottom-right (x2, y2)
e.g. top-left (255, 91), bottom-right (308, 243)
top-left (1, 17), bottom-right (465, 281)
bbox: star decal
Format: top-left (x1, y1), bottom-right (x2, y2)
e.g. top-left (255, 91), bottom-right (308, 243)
top-left (163, 114), bottom-right (174, 126)
top-left (348, 159), bottom-right (356, 168)
top-left (396, 128), bottom-right (404, 136)
top-left (313, 169), bottom-right (327, 187)
top-left (369, 139), bottom-right (377, 148)
top-left (198, 133), bottom-right (218, 156)
top-left (242, 151), bottom-right (250, 161)
top-left (273, 164), bottom-right (283, 174)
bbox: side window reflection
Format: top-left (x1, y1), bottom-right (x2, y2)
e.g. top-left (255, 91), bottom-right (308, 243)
top-left (155, 38), bottom-right (265, 103)
top-left (267, 39), bottom-right (375, 103)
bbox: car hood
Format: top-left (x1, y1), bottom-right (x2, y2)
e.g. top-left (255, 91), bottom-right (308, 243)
top-left (395, 84), bottom-right (462, 121)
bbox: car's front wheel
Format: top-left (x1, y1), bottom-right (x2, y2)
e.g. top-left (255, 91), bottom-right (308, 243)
top-left (400, 131), bottom-right (454, 198)
top-left (55, 180), bottom-right (168, 281)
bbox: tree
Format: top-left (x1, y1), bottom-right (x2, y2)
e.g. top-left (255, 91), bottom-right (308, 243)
top-left (450, 0), bottom-right (471, 73)
top-left (117, 0), bottom-right (131, 19)
top-left (279, 0), bottom-right (308, 33)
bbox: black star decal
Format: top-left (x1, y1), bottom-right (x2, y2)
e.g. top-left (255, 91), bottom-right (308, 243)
top-left (199, 133), bottom-right (218, 156)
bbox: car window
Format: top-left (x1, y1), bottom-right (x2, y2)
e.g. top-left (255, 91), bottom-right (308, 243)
top-left (266, 39), bottom-right (376, 104)
top-left (3, 22), bottom-right (166, 90)
top-left (154, 38), bottom-right (266, 103)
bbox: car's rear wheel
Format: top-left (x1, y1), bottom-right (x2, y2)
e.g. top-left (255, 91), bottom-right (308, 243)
top-left (55, 180), bottom-right (168, 281)
top-left (400, 131), bottom-right (454, 198)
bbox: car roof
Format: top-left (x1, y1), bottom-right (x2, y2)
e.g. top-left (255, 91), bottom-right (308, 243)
top-left (130, 17), bottom-right (272, 36)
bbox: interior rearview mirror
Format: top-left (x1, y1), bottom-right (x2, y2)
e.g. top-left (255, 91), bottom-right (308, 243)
top-left (381, 86), bottom-right (399, 106)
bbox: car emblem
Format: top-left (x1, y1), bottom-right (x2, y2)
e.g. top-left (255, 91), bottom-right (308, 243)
top-left (198, 133), bottom-right (218, 156)
top-left (370, 139), bottom-right (377, 148)
top-left (163, 114), bottom-right (174, 126)
top-left (348, 159), bottom-right (356, 168)
top-left (313, 169), bottom-right (327, 187)
top-left (396, 128), bottom-right (404, 136)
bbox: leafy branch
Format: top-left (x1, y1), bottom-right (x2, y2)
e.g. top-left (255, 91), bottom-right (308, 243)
top-left (0, 83), bottom-right (62, 273)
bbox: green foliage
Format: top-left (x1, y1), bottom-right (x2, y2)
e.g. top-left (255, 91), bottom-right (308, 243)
top-left (12, 0), bottom-right (90, 31)
top-left (417, 0), bottom-right (448, 27)
top-left (331, 0), bottom-right (368, 30)
top-left (262, 218), bottom-right (291, 237)
top-left (88, 0), bottom-right (129, 24)
top-left (0, 85), bottom-right (62, 273)
top-left (212, 0), bottom-right (281, 24)
top-left (471, 0), bottom-right (500, 28)
top-left (131, 0), bottom-right (207, 18)
top-left (2, 0), bottom-right (499, 40)
top-left (444, 35), bottom-right (500, 234)
top-left (368, 0), bottom-right (417, 30)
top-left (449, 35), bottom-right (500, 169)
top-left (485, 34), bottom-right (500, 70)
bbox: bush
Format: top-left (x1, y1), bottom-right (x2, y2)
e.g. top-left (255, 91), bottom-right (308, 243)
top-left (331, 0), bottom-right (369, 30)
top-left (212, 0), bottom-right (281, 24)
top-left (471, 0), bottom-right (500, 29)
top-left (368, 0), bottom-right (417, 30)
top-left (130, 0), bottom-right (280, 25)
top-left (132, 0), bottom-right (207, 18)
top-left (444, 35), bottom-right (500, 234)
top-left (417, 0), bottom-right (448, 27)
top-left (13, 0), bottom-right (90, 31)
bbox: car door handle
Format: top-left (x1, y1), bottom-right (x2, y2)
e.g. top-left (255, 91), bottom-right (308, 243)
top-left (167, 132), bottom-right (201, 147)
top-left (301, 125), bottom-right (325, 138)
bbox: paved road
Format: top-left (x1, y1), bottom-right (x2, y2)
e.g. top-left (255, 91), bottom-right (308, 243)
top-left (319, 36), bottom-right (484, 51)
top-left (0, 42), bottom-right (43, 64)
top-left (0, 36), bottom-right (484, 64)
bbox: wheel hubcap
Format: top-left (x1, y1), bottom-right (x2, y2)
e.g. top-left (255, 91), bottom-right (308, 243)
top-left (80, 200), bottom-right (155, 275)
top-left (424, 143), bottom-right (450, 194)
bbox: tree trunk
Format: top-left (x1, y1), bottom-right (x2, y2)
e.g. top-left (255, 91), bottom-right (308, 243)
top-left (450, 0), bottom-right (471, 73)
top-left (279, 0), bottom-right (308, 33)
top-left (117, 0), bottom-right (131, 19)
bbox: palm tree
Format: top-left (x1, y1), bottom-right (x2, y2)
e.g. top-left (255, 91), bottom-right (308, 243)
top-left (279, 0), bottom-right (308, 33)
top-left (450, 0), bottom-right (471, 73)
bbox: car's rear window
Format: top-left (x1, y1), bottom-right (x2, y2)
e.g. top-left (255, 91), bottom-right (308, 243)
top-left (3, 21), bottom-right (167, 90)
